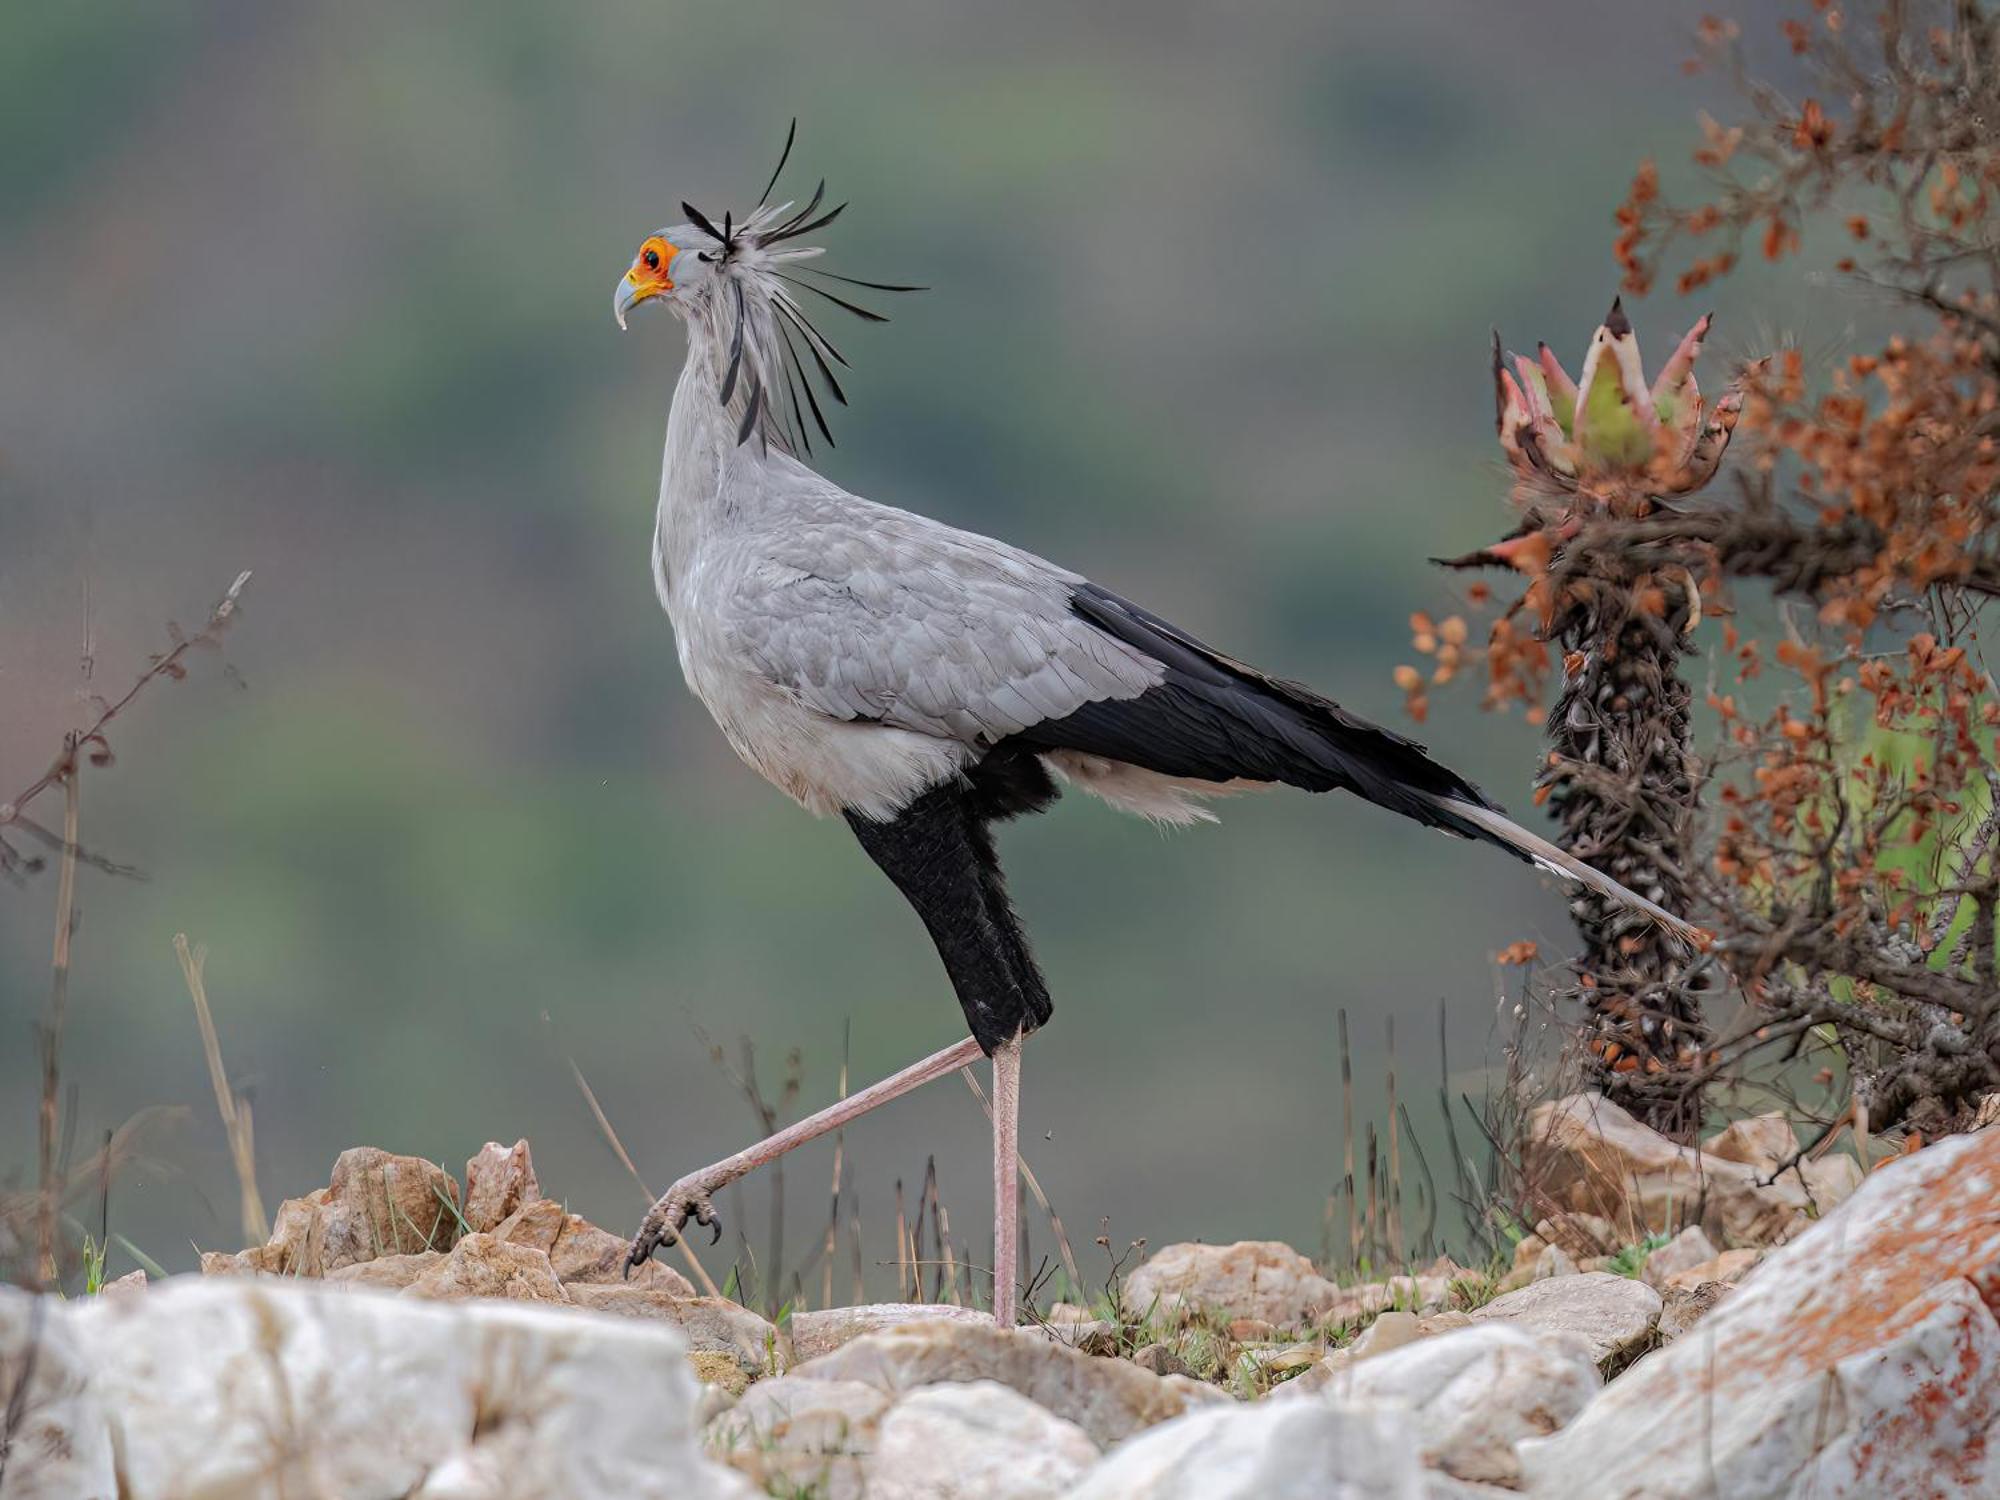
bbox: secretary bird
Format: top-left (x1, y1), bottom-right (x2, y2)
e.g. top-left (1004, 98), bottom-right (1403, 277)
top-left (613, 127), bottom-right (1696, 1324)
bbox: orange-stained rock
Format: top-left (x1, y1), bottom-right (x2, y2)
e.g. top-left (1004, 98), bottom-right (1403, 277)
top-left (1526, 1093), bottom-right (1861, 1246)
top-left (403, 1233), bottom-right (568, 1304)
top-left (462, 1138), bottom-right (541, 1233)
top-left (1520, 1127), bottom-right (2000, 1497)
top-left (490, 1197), bottom-right (694, 1295)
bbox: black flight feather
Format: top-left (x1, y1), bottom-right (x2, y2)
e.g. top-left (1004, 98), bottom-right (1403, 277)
top-left (776, 316), bottom-right (836, 446)
top-left (797, 266), bottom-right (928, 293)
top-left (774, 299), bottom-right (850, 398)
top-left (720, 281), bottom-right (747, 406)
top-left (736, 379), bottom-right (763, 445)
top-left (773, 272), bottom-right (889, 323)
top-left (768, 179), bottom-right (826, 240)
top-left (757, 118), bottom-right (798, 206)
top-left (682, 201), bottom-right (727, 247)
top-left (764, 200), bottom-right (847, 245)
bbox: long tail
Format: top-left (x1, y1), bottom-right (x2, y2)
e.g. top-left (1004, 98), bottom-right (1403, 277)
top-left (1430, 795), bottom-right (1706, 945)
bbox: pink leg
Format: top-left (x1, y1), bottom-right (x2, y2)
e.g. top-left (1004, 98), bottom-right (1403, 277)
top-left (992, 1035), bottom-right (1022, 1327)
top-left (626, 1036), bottom-right (986, 1274)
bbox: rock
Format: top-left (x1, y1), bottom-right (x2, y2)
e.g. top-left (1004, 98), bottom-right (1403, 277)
top-left (403, 1232), bottom-right (569, 1303)
top-left (1638, 1225), bottom-right (1718, 1288)
top-left (1532, 1213), bottom-right (1621, 1258)
top-left (205, 1148), bottom-right (463, 1277)
top-left (688, 1350), bottom-right (750, 1396)
top-left (1705, 1113), bottom-right (1799, 1173)
top-left (325, 1250), bottom-right (445, 1289)
top-left (1973, 1093), bottom-right (2000, 1131)
top-left (1121, 1241), bottom-right (1340, 1327)
top-left (1532, 1243), bottom-right (1579, 1280)
top-left (100, 1268), bottom-right (147, 1303)
top-left (62, 1274), bottom-right (757, 1499)
top-left (789, 1320), bottom-right (1213, 1448)
top-left (491, 1198), bottom-right (693, 1294)
top-left (1350, 1309), bottom-right (1421, 1360)
top-left (1225, 1316), bottom-right (1274, 1341)
top-left (1324, 1274), bottom-right (1453, 1325)
top-left (1662, 1246), bottom-right (1761, 1290)
top-left (1655, 1280), bottom-right (1730, 1341)
top-left (865, 1380), bottom-right (1098, 1500)
top-left (1468, 1272), bottom-right (1660, 1366)
top-left (565, 1287), bottom-right (785, 1376)
top-left (1034, 1314), bottom-right (1119, 1354)
top-left (0, 1287), bottom-right (115, 1499)
top-left (1417, 1309), bottom-right (1474, 1337)
top-left (1066, 1397), bottom-right (1425, 1499)
top-left (789, 1301), bottom-right (992, 1361)
top-left (461, 1138), bottom-right (541, 1233)
top-left (709, 1374), bottom-right (893, 1456)
top-left (1312, 1322), bottom-right (1599, 1486)
top-left (1130, 1342), bottom-right (1190, 1378)
top-left (1526, 1094), bottom-right (1862, 1246)
top-left (1520, 1127), bottom-right (2000, 1498)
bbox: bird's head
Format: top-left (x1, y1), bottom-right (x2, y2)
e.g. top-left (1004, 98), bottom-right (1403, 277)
top-left (611, 122), bottom-right (921, 452)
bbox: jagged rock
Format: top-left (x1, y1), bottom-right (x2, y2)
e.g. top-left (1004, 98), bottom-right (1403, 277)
top-left (1532, 1243), bottom-right (1580, 1280)
top-left (461, 1138), bottom-right (541, 1233)
top-left (708, 1374), bottom-right (892, 1456)
top-left (1526, 1094), bottom-right (1862, 1246)
top-left (202, 1148), bottom-right (462, 1277)
top-left (1130, 1342), bottom-right (1190, 1378)
top-left (403, 1232), bottom-right (568, 1304)
top-left (1655, 1280), bottom-right (1730, 1341)
top-left (490, 1198), bottom-right (692, 1294)
top-left (1066, 1397), bottom-right (1424, 1499)
top-left (1120, 1241), bottom-right (1340, 1327)
top-left (565, 1287), bottom-right (786, 1375)
top-left (325, 1250), bottom-right (445, 1289)
top-left (789, 1320), bottom-right (1218, 1448)
top-left (789, 1301), bottom-right (992, 1361)
top-left (1323, 1274), bottom-right (1453, 1325)
top-left (0, 1287), bottom-right (115, 1499)
top-left (1662, 1246), bottom-right (1761, 1290)
top-left (688, 1350), bottom-right (749, 1396)
top-left (1349, 1309), bottom-right (1420, 1360)
top-left (100, 1269), bottom-right (147, 1302)
top-left (1704, 1113), bottom-right (1799, 1173)
top-left (1311, 1322), bottom-right (1599, 1486)
top-left (61, 1275), bottom-right (757, 1499)
top-left (1638, 1225), bottom-right (1718, 1288)
top-left (1468, 1272), bottom-right (1660, 1366)
top-left (865, 1380), bottom-right (1098, 1500)
top-left (1521, 1128), bottom-right (2000, 1498)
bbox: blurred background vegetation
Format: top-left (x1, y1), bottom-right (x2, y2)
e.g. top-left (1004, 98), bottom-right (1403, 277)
top-left (2, 0), bottom-right (1840, 1287)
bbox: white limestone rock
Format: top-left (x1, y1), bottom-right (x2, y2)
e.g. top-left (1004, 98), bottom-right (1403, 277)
top-left (1313, 1322), bottom-right (1599, 1486)
top-left (62, 1274), bottom-right (756, 1499)
top-left (1467, 1271), bottom-right (1660, 1365)
top-left (865, 1380), bottom-right (1097, 1499)
top-left (0, 1287), bottom-right (114, 1500)
top-left (1065, 1398), bottom-right (1425, 1499)
top-left (1520, 1127), bottom-right (2000, 1498)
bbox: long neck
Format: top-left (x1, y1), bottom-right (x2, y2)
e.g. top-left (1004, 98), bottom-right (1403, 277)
top-left (652, 295), bottom-right (784, 607)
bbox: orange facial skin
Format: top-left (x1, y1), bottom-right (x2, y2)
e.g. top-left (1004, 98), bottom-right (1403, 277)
top-left (623, 236), bottom-right (678, 308)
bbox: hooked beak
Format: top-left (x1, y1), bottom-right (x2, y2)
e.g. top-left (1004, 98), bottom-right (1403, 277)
top-left (613, 270), bottom-right (648, 331)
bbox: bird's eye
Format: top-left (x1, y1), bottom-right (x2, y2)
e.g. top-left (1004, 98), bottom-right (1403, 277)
top-left (642, 247), bottom-right (662, 271)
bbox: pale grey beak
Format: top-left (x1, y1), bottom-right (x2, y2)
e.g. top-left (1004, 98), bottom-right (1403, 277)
top-left (614, 275), bottom-right (642, 331)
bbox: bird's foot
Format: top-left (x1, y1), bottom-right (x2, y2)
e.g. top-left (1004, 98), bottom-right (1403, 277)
top-left (624, 1175), bottom-right (722, 1276)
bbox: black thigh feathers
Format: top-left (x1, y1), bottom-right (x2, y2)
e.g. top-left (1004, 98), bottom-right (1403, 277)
top-left (1010, 582), bottom-right (1515, 849)
top-left (845, 751), bottom-right (1056, 1055)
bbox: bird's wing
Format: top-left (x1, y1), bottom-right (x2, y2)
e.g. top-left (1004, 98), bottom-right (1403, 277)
top-left (719, 499), bottom-right (1163, 745)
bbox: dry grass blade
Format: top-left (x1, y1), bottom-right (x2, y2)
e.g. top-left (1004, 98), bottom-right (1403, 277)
top-left (568, 1058), bottom-right (720, 1298)
top-left (34, 770), bottom-right (79, 1287)
top-left (958, 1065), bottom-right (1080, 1290)
top-left (174, 934), bottom-right (268, 1245)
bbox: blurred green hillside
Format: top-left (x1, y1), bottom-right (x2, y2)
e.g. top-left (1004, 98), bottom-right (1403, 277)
top-left (2, 1), bottom-right (1830, 1284)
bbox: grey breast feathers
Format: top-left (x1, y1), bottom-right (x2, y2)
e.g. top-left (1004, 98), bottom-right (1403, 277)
top-left (719, 500), bottom-right (1161, 746)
